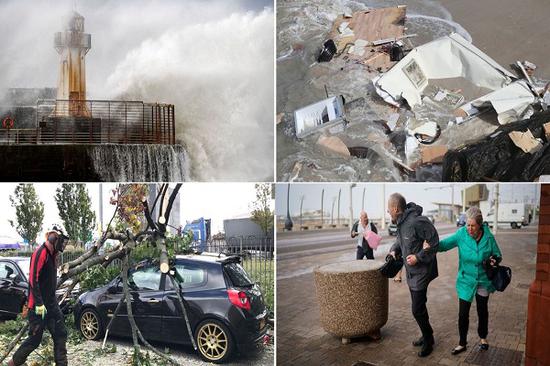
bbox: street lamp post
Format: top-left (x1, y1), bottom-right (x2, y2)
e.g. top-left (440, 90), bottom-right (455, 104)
top-left (299, 195), bottom-right (305, 229)
top-left (494, 184), bottom-right (499, 234)
top-left (361, 186), bottom-right (366, 211)
top-left (381, 183), bottom-right (386, 230)
top-left (320, 188), bottom-right (324, 228)
top-left (285, 183), bottom-right (293, 231)
top-left (349, 183), bottom-right (356, 228)
top-left (337, 188), bottom-right (341, 226)
top-left (331, 197), bottom-right (336, 225)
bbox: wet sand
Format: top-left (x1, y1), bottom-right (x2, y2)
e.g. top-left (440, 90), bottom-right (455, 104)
top-left (438, 0), bottom-right (550, 78)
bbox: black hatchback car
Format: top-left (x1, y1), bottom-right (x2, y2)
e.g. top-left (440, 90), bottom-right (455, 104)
top-left (0, 256), bottom-right (77, 319)
top-left (73, 254), bottom-right (269, 363)
top-left (0, 257), bottom-right (30, 319)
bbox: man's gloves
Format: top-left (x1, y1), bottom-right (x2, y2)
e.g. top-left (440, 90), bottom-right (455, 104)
top-left (35, 305), bottom-right (47, 319)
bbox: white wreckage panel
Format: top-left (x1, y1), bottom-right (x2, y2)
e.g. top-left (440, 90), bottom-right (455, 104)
top-left (373, 33), bottom-right (536, 124)
top-left (462, 81), bottom-right (537, 124)
top-left (294, 96), bottom-right (345, 138)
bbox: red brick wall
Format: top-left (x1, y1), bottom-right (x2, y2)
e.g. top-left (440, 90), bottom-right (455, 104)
top-left (526, 184), bottom-right (550, 366)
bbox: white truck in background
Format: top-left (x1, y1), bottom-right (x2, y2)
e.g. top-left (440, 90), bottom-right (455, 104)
top-left (479, 201), bottom-right (533, 229)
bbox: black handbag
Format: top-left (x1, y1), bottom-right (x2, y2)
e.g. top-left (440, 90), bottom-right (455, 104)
top-left (379, 254), bottom-right (403, 278)
top-left (483, 255), bottom-right (511, 292)
top-left (491, 265), bottom-right (512, 292)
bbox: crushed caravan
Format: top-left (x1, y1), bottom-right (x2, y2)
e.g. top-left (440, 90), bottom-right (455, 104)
top-left (294, 95), bottom-right (346, 138)
top-left (373, 33), bottom-right (539, 125)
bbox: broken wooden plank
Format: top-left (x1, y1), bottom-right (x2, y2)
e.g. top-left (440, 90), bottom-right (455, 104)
top-left (328, 6), bottom-right (407, 70)
top-left (420, 145), bottom-right (448, 164)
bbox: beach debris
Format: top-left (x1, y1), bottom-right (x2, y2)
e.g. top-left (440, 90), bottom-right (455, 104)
top-left (420, 145), bottom-right (448, 164)
top-left (316, 135), bottom-right (351, 157)
top-left (389, 41), bottom-right (405, 62)
top-left (294, 95), bottom-right (346, 138)
top-left (413, 122), bottom-right (441, 144)
top-left (348, 146), bottom-right (379, 161)
top-left (413, 121), bottom-right (438, 138)
top-left (508, 129), bottom-right (543, 154)
top-left (386, 113), bottom-right (400, 131)
top-left (326, 6), bottom-right (410, 70)
top-left (373, 33), bottom-right (538, 125)
top-left (318, 39), bottom-right (337, 62)
top-left (522, 60), bottom-right (537, 76)
top-left (441, 111), bottom-right (550, 181)
top-left (277, 113), bottom-right (284, 125)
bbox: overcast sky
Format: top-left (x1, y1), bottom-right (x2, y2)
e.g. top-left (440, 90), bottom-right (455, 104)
top-left (274, 183), bottom-right (540, 221)
top-left (0, 183), bottom-right (266, 243)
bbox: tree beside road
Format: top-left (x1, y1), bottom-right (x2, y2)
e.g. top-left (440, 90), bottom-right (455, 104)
top-left (9, 184), bottom-right (44, 248)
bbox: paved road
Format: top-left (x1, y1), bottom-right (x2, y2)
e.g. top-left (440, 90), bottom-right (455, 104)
top-left (276, 225), bottom-right (538, 365)
top-left (277, 223), bottom-right (457, 280)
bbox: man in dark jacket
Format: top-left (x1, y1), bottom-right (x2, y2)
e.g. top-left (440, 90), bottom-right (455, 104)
top-left (8, 227), bottom-right (69, 366)
top-left (388, 193), bottom-right (439, 357)
top-left (351, 211), bottom-right (378, 260)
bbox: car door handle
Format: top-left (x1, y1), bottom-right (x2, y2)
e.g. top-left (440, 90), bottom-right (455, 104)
top-left (148, 299), bottom-right (160, 303)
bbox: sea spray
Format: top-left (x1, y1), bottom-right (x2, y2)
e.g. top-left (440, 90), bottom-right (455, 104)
top-left (105, 10), bottom-right (274, 181)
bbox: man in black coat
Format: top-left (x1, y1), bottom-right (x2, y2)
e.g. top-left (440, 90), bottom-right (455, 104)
top-left (351, 211), bottom-right (378, 260)
top-left (8, 227), bottom-right (69, 366)
top-left (388, 193), bottom-right (439, 357)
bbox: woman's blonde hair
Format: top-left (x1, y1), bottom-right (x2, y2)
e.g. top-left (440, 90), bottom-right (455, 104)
top-left (466, 206), bottom-right (483, 225)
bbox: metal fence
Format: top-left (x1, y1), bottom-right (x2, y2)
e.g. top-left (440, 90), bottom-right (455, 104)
top-left (0, 99), bottom-right (175, 145)
top-left (188, 236), bottom-right (274, 297)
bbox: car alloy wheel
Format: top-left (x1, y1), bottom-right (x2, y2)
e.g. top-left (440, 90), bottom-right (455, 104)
top-left (196, 320), bottom-right (233, 362)
top-left (80, 309), bottom-right (102, 340)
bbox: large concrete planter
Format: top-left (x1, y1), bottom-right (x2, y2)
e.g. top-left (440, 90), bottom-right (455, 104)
top-left (314, 260), bottom-right (388, 344)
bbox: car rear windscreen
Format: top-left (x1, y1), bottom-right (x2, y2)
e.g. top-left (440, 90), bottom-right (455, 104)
top-left (224, 262), bottom-right (254, 287)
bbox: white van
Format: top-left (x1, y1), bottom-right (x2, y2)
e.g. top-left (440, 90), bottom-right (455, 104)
top-left (481, 202), bottom-right (531, 229)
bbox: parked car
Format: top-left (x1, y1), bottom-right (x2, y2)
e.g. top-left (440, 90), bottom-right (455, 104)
top-left (0, 256), bottom-right (77, 319)
top-left (0, 257), bottom-right (29, 319)
top-left (73, 254), bottom-right (269, 363)
top-left (388, 223), bottom-right (398, 236)
top-left (456, 213), bottom-right (467, 227)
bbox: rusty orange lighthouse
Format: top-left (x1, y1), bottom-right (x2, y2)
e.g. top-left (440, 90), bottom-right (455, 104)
top-left (53, 11), bottom-right (91, 117)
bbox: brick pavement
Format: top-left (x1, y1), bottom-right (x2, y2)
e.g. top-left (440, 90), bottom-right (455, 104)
top-left (276, 228), bottom-right (537, 366)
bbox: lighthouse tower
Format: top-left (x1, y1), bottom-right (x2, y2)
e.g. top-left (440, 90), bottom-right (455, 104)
top-left (53, 11), bottom-right (91, 117)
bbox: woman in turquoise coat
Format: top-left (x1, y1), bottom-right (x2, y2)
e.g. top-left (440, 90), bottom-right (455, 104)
top-left (424, 206), bottom-right (501, 355)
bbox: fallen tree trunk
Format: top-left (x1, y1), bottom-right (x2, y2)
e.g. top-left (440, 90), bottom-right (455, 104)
top-left (1, 183), bottom-right (193, 365)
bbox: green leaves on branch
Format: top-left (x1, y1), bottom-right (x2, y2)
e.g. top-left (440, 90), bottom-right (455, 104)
top-left (250, 183), bottom-right (274, 237)
top-left (78, 265), bottom-right (120, 292)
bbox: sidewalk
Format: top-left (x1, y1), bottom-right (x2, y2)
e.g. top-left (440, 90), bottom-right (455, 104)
top-left (276, 228), bottom-right (537, 365)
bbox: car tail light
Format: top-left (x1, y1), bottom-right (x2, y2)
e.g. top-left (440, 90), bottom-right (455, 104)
top-left (227, 289), bottom-right (251, 311)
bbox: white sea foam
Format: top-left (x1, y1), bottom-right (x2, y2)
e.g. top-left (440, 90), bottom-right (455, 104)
top-left (106, 10), bottom-right (275, 181)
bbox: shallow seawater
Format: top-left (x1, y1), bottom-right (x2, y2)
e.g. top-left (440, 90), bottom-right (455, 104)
top-left (277, 0), bottom-right (473, 181)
